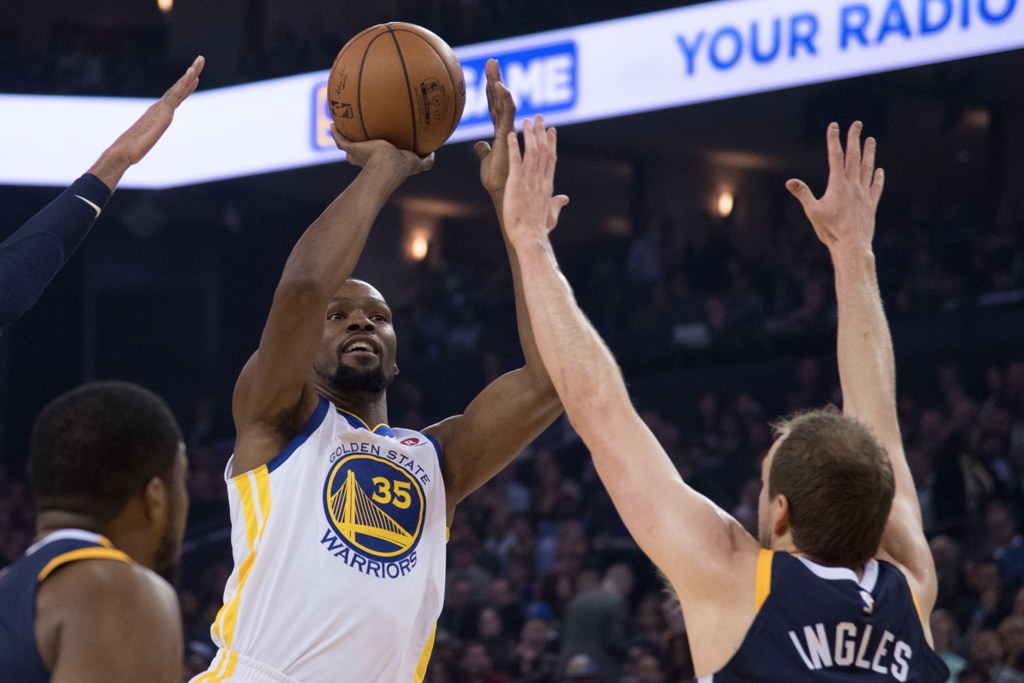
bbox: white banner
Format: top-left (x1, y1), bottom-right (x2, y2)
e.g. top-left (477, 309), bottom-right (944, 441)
top-left (1, 0), bottom-right (1021, 188)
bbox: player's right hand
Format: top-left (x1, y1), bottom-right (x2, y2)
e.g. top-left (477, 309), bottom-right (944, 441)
top-left (332, 127), bottom-right (434, 177)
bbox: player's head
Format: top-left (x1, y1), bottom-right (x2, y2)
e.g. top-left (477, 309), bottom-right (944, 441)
top-left (757, 406), bottom-right (894, 567)
top-left (29, 381), bottom-right (188, 581)
top-left (314, 279), bottom-right (399, 396)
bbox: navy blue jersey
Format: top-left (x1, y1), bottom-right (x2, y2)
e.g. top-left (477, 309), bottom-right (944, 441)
top-left (0, 529), bottom-right (131, 682)
top-left (703, 550), bottom-right (948, 682)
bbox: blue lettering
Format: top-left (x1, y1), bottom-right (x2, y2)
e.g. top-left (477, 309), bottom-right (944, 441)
top-left (790, 13), bottom-right (819, 57)
top-left (980, 0), bottom-right (1016, 23)
top-left (351, 554), bottom-right (366, 571)
top-left (386, 562), bottom-right (400, 578)
top-left (321, 528), bottom-right (345, 551)
top-left (841, 5), bottom-right (872, 48)
top-left (877, 0), bottom-right (913, 43)
top-left (366, 559), bottom-right (382, 577)
top-left (709, 26), bottom-right (744, 70)
top-left (962, 0), bottom-right (971, 26)
top-left (676, 32), bottom-right (705, 75)
top-left (751, 18), bottom-right (782, 63)
top-left (921, 0), bottom-right (952, 34)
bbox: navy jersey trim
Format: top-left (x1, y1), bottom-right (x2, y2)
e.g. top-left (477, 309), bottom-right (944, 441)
top-left (336, 407), bottom-right (396, 438)
top-left (266, 398), bottom-right (330, 474)
top-left (424, 432), bottom-right (444, 474)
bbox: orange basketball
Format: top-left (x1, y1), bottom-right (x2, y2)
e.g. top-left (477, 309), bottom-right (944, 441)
top-left (327, 23), bottom-right (466, 156)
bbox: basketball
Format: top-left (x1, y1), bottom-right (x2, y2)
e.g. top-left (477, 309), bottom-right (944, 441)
top-left (327, 23), bottom-right (466, 156)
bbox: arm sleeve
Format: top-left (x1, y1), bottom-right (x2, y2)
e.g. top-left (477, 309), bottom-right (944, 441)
top-left (0, 173), bottom-right (112, 332)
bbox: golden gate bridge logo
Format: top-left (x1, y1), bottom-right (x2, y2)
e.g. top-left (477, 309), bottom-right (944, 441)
top-left (322, 454), bottom-right (424, 560)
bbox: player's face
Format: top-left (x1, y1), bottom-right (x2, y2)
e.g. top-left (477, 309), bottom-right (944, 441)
top-left (315, 280), bottom-right (398, 394)
top-left (756, 438), bottom-right (781, 549)
top-left (154, 445), bottom-right (188, 583)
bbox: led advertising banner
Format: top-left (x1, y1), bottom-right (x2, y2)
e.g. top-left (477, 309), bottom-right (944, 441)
top-left (1, 0), bottom-right (1021, 188)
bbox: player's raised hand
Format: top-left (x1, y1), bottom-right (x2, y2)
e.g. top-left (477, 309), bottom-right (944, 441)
top-left (107, 55), bottom-right (205, 166)
top-left (89, 56), bottom-right (205, 189)
top-left (474, 59), bottom-right (517, 197)
top-left (786, 121), bottom-right (884, 254)
top-left (503, 115), bottom-right (569, 246)
top-left (331, 126), bottom-right (434, 177)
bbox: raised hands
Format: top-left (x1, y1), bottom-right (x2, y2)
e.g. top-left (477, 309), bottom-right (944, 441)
top-left (786, 121), bottom-right (884, 255)
top-left (88, 55), bottom-right (205, 189)
top-left (474, 59), bottom-right (517, 197)
top-left (503, 115), bottom-right (569, 246)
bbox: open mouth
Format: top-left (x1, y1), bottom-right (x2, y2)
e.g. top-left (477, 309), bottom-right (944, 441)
top-left (341, 338), bottom-right (380, 355)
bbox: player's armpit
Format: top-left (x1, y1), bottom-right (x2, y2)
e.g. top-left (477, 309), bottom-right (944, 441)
top-left (38, 560), bottom-right (183, 683)
top-left (427, 366), bottom-right (561, 521)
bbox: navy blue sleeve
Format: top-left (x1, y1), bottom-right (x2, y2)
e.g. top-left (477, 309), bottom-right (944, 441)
top-left (0, 173), bottom-right (112, 333)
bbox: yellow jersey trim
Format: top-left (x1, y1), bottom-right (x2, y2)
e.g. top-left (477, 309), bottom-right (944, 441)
top-left (194, 649), bottom-right (238, 683)
top-left (414, 625), bottom-right (438, 682)
top-left (755, 548), bottom-right (773, 612)
top-left (37, 547), bottom-right (131, 582)
top-left (213, 465), bottom-right (271, 649)
top-left (336, 406), bottom-right (389, 433)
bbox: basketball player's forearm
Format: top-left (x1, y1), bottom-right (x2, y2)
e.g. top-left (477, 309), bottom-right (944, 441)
top-left (280, 158), bottom-right (405, 289)
top-left (493, 193), bottom-right (552, 382)
top-left (832, 246), bottom-right (901, 445)
top-left (0, 174), bottom-right (110, 329)
top-left (514, 237), bottom-right (630, 432)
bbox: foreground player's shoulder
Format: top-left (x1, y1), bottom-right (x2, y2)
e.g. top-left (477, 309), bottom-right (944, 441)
top-left (37, 559), bottom-right (182, 681)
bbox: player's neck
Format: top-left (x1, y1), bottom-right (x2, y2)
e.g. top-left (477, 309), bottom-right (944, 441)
top-left (34, 511), bottom-right (106, 544)
top-left (325, 389), bottom-right (389, 429)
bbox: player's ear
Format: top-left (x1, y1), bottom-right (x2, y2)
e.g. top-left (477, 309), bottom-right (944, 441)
top-left (771, 494), bottom-right (791, 537)
top-left (143, 476), bottom-right (169, 525)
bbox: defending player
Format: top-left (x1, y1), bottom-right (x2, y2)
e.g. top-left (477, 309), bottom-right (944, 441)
top-left (502, 117), bottom-right (948, 681)
top-left (192, 60), bottom-right (561, 682)
top-left (0, 381), bottom-right (189, 682)
top-left (0, 56), bottom-right (203, 334)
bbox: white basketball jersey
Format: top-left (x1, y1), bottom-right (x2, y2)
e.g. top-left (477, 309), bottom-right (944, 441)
top-left (192, 398), bottom-right (447, 683)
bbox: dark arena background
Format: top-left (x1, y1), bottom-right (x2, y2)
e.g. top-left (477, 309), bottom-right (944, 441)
top-left (1, 0), bottom-right (1023, 680)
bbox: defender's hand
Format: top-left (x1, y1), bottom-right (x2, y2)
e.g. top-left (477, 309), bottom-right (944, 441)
top-left (786, 121), bottom-right (884, 256)
top-left (504, 115), bottom-right (569, 246)
top-left (474, 59), bottom-right (517, 197)
top-left (89, 56), bottom-right (205, 189)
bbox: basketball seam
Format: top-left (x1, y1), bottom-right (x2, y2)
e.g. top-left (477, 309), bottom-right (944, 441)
top-left (385, 24), bottom-right (419, 154)
top-left (392, 29), bottom-right (460, 140)
top-left (357, 32), bottom-right (395, 142)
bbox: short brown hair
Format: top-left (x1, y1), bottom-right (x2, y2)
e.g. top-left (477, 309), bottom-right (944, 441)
top-left (769, 406), bottom-right (894, 567)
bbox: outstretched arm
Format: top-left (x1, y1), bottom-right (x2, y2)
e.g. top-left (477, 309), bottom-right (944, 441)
top-left (502, 118), bottom-right (759, 604)
top-left (0, 56), bottom-right (204, 334)
top-left (232, 133), bottom-right (432, 474)
top-left (427, 64), bottom-right (562, 519)
top-left (787, 122), bottom-right (936, 617)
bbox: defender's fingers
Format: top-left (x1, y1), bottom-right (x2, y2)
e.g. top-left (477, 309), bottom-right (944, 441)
top-left (845, 121), bottom-right (863, 173)
top-left (474, 141), bottom-right (491, 160)
top-left (826, 122), bottom-right (844, 178)
top-left (507, 131), bottom-right (522, 171)
top-left (543, 127), bottom-right (558, 180)
top-left (786, 178), bottom-right (817, 212)
top-left (522, 118), bottom-right (539, 164)
top-left (860, 137), bottom-right (877, 187)
top-left (870, 168), bottom-right (885, 205)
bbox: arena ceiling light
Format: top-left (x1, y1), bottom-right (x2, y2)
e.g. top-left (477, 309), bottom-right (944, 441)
top-left (0, 0), bottom-right (1021, 189)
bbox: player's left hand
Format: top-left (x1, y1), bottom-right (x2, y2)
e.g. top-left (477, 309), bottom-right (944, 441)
top-left (503, 115), bottom-right (569, 246)
top-left (474, 59), bottom-right (517, 197)
top-left (786, 121), bottom-right (884, 256)
top-left (107, 55), bottom-right (205, 166)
